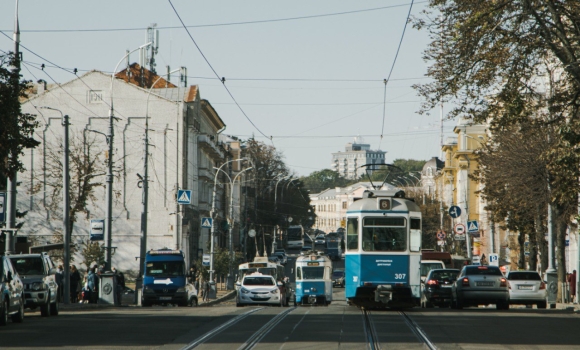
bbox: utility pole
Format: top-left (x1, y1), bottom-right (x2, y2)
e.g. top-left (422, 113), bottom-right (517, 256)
top-left (136, 133), bottom-right (149, 306)
top-left (62, 114), bottom-right (70, 305)
top-left (5, 0), bottom-right (20, 255)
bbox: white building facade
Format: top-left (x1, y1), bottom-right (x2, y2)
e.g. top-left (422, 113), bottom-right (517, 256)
top-left (17, 66), bottom-right (233, 275)
top-left (331, 138), bottom-right (386, 179)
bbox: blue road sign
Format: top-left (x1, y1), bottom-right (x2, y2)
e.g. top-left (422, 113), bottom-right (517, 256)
top-left (467, 220), bottom-right (479, 233)
top-left (201, 217), bottom-right (213, 228)
top-left (449, 205), bottom-right (462, 218)
top-left (177, 190), bottom-right (192, 204)
top-left (90, 219), bottom-right (105, 241)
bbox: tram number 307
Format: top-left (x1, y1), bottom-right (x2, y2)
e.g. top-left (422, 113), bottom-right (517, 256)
top-left (394, 274), bottom-right (406, 279)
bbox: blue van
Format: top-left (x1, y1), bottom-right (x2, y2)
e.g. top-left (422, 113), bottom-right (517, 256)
top-left (141, 249), bottom-right (195, 307)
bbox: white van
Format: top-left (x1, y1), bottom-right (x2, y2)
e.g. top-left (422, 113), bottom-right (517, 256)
top-left (420, 260), bottom-right (446, 282)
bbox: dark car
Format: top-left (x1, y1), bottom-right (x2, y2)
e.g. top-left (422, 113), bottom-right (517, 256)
top-left (9, 253), bottom-right (59, 316)
top-left (1, 255), bottom-right (25, 326)
top-left (421, 268), bottom-right (460, 308)
top-left (452, 265), bottom-right (509, 310)
top-left (332, 269), bottom-right (345, 288)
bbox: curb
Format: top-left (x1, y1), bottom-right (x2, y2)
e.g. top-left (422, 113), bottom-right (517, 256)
top-left (199, 290), bottom-right (236, 307)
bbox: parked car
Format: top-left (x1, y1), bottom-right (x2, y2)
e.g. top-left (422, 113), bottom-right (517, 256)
top-left (267, 256), bottom-right (280, 264)
top-left (8, 252), bottom-right (59, 316)
top-left (421, 269), bottom-right (460, 308)
top-left (300, 246), bottom-right (312, 254)
top-left (452, 265), bottom-right (509, 310)
top-left (1, 255), bottom-right (25, 326)
top-left (420, 260), bottom-right (446, 283)
top-left (506, 270), bottom-right (547, 308)
top-left (236, 273), bottom-right (284, 307)
top-left (332, 269), bottom-right (345, 288)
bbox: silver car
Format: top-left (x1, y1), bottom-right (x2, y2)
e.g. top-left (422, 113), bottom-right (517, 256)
top-left (452, 265), bottom-right (509, 310)
top-left (506, 271), bottom-right (547, 308)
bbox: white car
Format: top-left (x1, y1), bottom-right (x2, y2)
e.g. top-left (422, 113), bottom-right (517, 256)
top-left (236, 273), bottom-right (284, 307)
top-left (506, 271), bottom-right (547, 308)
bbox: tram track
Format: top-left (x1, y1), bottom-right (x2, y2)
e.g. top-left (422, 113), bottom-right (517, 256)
top-left (237, 307), bottom-right (296, 350)
top-left (361, 308), bottom-right (381, 350)
top-left (399, 311), bottom-right (437, 350)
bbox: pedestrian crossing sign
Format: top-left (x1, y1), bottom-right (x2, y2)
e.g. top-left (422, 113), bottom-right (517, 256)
top-left (467, 220), bottom-right (479, 233)
top-left (201, 217), bottom-right (213, 228)
top-left (177, 189), bottom-right (192, 204)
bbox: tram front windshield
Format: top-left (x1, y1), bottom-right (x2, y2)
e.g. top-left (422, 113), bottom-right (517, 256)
top-left (362, 217), bottom-right (407, 252)
top-left (298, 266), bottom-right (325, 280)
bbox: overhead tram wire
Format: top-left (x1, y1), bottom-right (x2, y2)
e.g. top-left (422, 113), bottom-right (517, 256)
top-left (167, 0), bottom-right (270, 142)
top-left (378, 0), bottom-right (415, 150)
top-left (5, 1), bottom-right (428, 33)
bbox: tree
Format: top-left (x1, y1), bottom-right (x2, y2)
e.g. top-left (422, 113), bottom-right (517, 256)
top-left (80, 240), bottom-right (106, 271)
top-left (300, 169), bottom-right (356, 193)
top-left (0, 52), bottom-right (40, 181)
top-left (30, 130), bottom-right (106, 252)
top-left (415, 0), bottom-right (580, 300)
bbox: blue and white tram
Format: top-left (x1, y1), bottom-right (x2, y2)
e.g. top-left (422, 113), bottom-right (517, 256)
top-left (294, 252), bottom-right (333, 306)
top-left (345, 189), bottom-right (422, 308)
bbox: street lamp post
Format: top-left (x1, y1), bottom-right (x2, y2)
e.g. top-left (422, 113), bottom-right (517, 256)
top-left (209, 158), bottom-right (247, 293)
top-left (40, 106), bottom-right (70, 304)
top-left (105, 42), bottom-right (152, 271)
top-left (214, 166), bottom-right (253, 290)
top-left (274, 175), bottom-right (292, 251)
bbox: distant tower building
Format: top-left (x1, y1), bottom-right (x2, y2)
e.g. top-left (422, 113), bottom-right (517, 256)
top-left (331, 137), bottom-right (386, 179)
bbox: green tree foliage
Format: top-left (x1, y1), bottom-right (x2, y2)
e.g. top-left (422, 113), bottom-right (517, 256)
top-left (415, 1), bottom-right (580, 295)
top-left (300, 169), bottom-right (356, 193)
top-left (392, 159), bottom-right (426, 173)
top-left (0, 52), bottom-right (39, 181)
top-left (80, 240), bottom-right (106, 270)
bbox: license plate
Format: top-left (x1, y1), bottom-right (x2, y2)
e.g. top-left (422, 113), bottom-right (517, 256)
top-left (159, 296), bottom-right (172, 301)
top-left (441, 285), bottom-right (452, 288)
top-left (518, 285), bottom-right (533, 290)
top-left (476, 282), bottom-right (494, 287)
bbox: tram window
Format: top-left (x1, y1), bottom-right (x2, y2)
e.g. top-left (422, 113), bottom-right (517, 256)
top-left (362, 226), bottom-right (407, 252)
top-left (410, 218), bottom-right (421, 229)
top-left (301, 267), bottom-right (325, 279)
top-left (347, 218), bottom-right (359, 250)
top-left (297, 267), bottom-right (302, 280)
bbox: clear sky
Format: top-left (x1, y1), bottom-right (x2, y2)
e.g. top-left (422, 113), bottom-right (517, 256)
top-left (0, 0), bottom-right (455, 176)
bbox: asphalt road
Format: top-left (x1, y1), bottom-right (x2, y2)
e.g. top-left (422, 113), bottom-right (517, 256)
top-left (3, 251), bottom-right (580, 350)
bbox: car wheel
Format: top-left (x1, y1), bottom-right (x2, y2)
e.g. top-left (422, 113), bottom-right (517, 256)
top-left (0, 299), bottom-right (8, 326)
top-left (50, 299), bottom-right (59, 316)
top-left (537, 301), bottom-right (547, 309)
top-left (11, 297), bottom-right (24, 323)
top-left (40, 295), bottom-right (51, 317)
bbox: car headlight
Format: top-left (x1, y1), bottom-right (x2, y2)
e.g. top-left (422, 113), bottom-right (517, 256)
top-left (31, 282), bottom-right (46, 291)
top-left (176, 287), bottom-right (186, 293)
top-left (270, 288), bottom-right (279, 294)
top-left (241, 288), bottom-right (250, 294)
top-left (143, 286), bottom-right (155, 294)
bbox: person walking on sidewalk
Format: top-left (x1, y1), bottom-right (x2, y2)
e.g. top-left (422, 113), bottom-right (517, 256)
top-left (568, 270), bottom-right (577, 303)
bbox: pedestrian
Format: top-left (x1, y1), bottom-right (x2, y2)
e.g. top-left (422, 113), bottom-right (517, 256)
top-left (112, 267), bottom-right (125, 304)
top-left (205, 279), bottom-right (211, 301)
top-left (568, 270), bottom-right (577, 303)
top-left (187, 267), bottom-right (196, 284)
top-left (70, 265), bottom-right (81, 303)
top-left (88, 266), bottom-right (99, 304)
top-left (55, 264), bottom-right (64, 303)
top-left (81, 273), bottom-right (90, 304)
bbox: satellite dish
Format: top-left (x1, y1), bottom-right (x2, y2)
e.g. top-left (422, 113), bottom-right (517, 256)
top-left (248, 229), bottom-right (256, 238)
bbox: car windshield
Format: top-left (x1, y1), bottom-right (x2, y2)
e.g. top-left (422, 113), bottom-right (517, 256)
top-left (429, 270), bottom-right (459, 281)
top-left (508, 272), bottom-right (541, 281)
top-left (464, 266), bottom-right (503, 276)
top-left (244, 277), bottom-right (275, 286)
top-left (10, 257), bottom-right (45, 275)
top-left (332, 271), bottom-right (345, 278)
top-left (145, 261), bottom-right (184, 277)
top-left (299, 266), bottom-right (325, 280)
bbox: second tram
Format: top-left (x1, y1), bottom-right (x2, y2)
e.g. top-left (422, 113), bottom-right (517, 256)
top-left (294, 251), bottom-right (333, 306)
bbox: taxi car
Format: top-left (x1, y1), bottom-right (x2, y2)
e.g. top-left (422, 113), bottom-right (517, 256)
top-left (506, 270), bottom-right (547, 308)
top-left (1, 255), bottom-right (25, 326)
top-left (236, 273), bottom-right (284, 307)
top-left (452, 265), bottom-right (509, 310)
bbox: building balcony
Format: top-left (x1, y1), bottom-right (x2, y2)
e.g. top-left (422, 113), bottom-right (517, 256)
top-left (198, 134), bottom-right (225, 160)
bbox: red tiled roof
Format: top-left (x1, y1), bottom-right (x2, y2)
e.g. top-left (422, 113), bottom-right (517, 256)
top-left (115, 63), bottom-right (177, 89)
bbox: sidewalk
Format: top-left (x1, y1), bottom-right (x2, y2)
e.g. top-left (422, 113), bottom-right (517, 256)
top-left (198, 288), bottom-right (236, 307)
